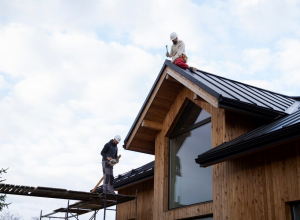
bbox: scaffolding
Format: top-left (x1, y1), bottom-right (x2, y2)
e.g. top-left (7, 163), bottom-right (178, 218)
top-left (0, 184), bottom-right (137, 220)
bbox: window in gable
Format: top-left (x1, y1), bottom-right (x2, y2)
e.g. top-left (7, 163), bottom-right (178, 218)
top-left (169, 101), bottom-right (212, 209)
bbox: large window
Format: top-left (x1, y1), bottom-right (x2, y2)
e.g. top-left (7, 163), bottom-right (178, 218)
top-left (169, 101), bottom-right (213, 209)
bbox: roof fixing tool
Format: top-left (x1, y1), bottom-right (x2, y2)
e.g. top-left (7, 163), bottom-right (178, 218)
top-left (91, 154), bottom-right (122, 193)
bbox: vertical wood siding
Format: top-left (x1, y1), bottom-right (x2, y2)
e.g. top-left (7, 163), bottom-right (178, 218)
top-left (213, 139), bottom-right (300, 220)
top-left (122, 81), bottom-right (300, 220)
top-left (154, 87), bottom-right (214, 220)
top-left (117, 179), bottom-right (154, 220)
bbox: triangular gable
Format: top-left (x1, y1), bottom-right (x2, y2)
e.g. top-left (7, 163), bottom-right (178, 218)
top-left (123, 60), bottom-right (299, 154)
top-left (123, 61), bottom-right (218, 154)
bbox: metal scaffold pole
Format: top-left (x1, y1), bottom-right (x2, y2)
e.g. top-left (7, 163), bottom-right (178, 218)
top-left (103, 185), bottom-right (107, 220)
top-left (66, 200), bottom-right (70, 219)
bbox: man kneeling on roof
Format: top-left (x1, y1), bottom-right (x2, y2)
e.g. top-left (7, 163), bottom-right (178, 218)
top-left (100, 135), bottom-right (121, 194)
top-left (166, 32), bottom-right (196, 73)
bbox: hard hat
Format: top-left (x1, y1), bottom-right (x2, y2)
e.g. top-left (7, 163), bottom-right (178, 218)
top-left (114, 135), bottom-right (121, 143)
top-left (170, 32), bottom-right (178, 41)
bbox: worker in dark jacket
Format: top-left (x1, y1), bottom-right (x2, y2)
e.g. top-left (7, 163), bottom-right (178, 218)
top-left (101, 135), bottom-right (121, 194)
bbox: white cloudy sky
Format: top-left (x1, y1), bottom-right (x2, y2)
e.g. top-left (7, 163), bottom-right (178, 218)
top-left (0, 0), bottom-right (300, 219)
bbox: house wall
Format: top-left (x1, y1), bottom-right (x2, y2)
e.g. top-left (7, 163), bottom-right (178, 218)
top-left (213, 138), bottom-right (300, 220)
top-left (153, 86), bottom-right (267, 220)
top-left (154, 86), bottom-right (215, 220)
top-left (117, 178), bottom-right (154, 220)
top-left (122, 79), bottom-right (300, 220)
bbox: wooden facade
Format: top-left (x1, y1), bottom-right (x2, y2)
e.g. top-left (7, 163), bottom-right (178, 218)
top-left (118, 65), bottom-right (300, 219)
top-left (117, 178), bottom-right (154, 220)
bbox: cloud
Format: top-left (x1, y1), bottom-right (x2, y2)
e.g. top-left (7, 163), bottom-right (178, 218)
top-left (0, 20), bottom-right (156, 219)
top-left (275, 38), bottom-right (300, 85)
top-left (1, 0), bottom-right (300, 219)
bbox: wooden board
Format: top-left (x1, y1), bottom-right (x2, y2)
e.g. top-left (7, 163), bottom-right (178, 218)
top-left (211, 139), bottom-right (300, 220)
top-left (153, 86), bottom-right (214, 220)
top-left (117, 178), bottom-right (154, 220)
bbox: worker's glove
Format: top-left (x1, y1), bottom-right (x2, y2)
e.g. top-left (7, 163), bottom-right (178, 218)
top-left (166, 52), bottom-right (170, 57)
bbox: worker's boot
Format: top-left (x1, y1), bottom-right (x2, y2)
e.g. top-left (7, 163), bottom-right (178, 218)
top-left (188, 66), bottom-right (196, 73)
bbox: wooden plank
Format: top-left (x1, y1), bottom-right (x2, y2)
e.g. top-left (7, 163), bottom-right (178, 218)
top-left (153, 86), bottom-right (214, 219)
top-left (141, 120), bottom-right (163, 131)
top-left (193, 93), bottom-right (207, 102)
top-left (166, 67), bottom-right (219, 108)
top-left (165, 74), bottom-right (178, 83)
top-left (212, 137), bottom-right (300, 220)
top-left (125, 68), bottom-right (169, 150)
top-left (130, 139), bottom-right (155, 150)
top-left (117, 178), bottom-right (154, 220)
top-left (36, 186), bottom-right (67, 192)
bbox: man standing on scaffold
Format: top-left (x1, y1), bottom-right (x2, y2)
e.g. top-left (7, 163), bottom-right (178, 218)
top-left (101, 135), bottom-right (121, 194)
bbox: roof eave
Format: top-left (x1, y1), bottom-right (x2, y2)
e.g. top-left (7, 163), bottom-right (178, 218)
top-left (123, 60), bottom-right (222, 150)
top-left (219, 97), bottom-right (286, 120)
top-left (123, 60), bottom-right (169, 149)
top-left (196, 123), bottom-right (300, 167)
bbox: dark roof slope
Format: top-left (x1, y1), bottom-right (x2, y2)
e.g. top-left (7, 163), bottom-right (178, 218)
top-left (291, 96), bottom-right (300, 101)
top-left (196, 110), bottom-right (300, 167)
top-left (95, 161), bottom-right (154, 193)
top-left (124, 60), bottom-right (299, 148)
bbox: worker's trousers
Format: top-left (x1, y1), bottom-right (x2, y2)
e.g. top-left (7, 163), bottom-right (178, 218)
top-left (102, 161), bottom-right (115, 193)
top-left (174, 57), bottom-right (188, 69)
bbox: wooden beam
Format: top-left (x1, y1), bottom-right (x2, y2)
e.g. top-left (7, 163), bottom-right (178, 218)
top-left (141, 120), bottom-right (163, 131)
top-left (165, 74), bottom-right (178, 83)
top-left (193, 93), bottom-right (207, 102)
top-left (166, 67), bottom-right (219, 108)
top-left (130, 139), bottom-right (155, 151)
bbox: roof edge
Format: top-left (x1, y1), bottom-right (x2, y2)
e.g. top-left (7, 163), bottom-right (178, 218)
top-left (123, 60), bottom-right (222, 149)
top-left (123, 60), bottom-right (169, 149)
top-left (290, 96), bottom-right (300, 101)
top-left (196, 122), bottom-right (300, 167)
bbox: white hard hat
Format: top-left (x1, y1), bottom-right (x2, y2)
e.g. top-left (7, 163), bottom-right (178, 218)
top-left (170, 32), bottom-right (178, 41)
top-left (114, 135), bottom-right (121, 143)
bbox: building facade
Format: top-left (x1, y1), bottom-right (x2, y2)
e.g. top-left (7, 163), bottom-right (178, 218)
top-left (115, 60), bottom-right (300, 220)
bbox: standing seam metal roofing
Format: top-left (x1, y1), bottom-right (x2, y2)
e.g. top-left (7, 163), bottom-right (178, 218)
top-left (95, 161), bottom-right (154, 193)
top-left (123, 60), bottom-right (298, 148)
top-left (196, 109), bottom-right (300, 167)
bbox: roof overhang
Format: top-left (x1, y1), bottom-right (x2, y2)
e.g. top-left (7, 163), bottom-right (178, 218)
top-left (124, 60), bottom-right (296, 154)
top-left (196, 122), bottom-right (300, 167)
top-left (123, 60), bottom-right (219, 154)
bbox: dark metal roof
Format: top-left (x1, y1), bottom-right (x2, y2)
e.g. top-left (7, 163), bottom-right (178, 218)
top-left (123, 60), bottom-right (299, 149)
top-left (196, 110), bottom-right (300, 167)
top-left (291, 96), bottom-right (300, 101)
top-left (95, 161), bottom-right (154, 193)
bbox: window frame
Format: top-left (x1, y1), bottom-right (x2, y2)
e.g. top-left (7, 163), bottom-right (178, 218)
top-left (168, 101), bottom-right (212, 210)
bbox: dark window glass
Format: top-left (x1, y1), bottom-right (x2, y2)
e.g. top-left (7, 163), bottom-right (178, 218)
top-left (195, 109), bottom-right (211, 123)
top-left (292, 203), bottom-right (300, 220)
top-left (169, 101), bottom-right (212, 209)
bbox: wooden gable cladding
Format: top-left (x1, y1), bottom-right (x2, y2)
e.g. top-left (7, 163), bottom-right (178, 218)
top-left (154, 86), bottom-right (215, 220)
top-left (125, 67), bottom-right (183, 154)
top-left (125, 66), bottom-right (220, 154)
